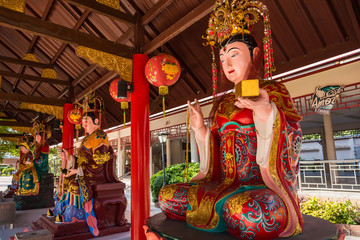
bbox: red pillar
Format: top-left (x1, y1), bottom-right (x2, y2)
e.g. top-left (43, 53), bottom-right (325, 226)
top-left (131, 54), bottom-right (150, 240)
top-left (62, 103), bottom-right (74, 155)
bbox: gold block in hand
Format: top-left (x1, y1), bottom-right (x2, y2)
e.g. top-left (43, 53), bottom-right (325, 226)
top-left (235, 79), bottom-right (259, 98)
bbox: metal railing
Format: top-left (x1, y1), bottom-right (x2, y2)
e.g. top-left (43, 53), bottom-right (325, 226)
top-left (298, 159), bottom-right (360, 192)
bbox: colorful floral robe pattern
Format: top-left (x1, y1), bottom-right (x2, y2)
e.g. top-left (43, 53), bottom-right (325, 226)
top-left (159, 81), bottom-right (303, 239)
top-left (17, 151), bottom-right (39, 196)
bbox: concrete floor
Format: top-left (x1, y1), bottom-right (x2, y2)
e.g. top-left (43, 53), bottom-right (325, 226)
top-left (2, 176), bottom-right (360, 239)
top-left (0, 175), bottom-right (161, 240)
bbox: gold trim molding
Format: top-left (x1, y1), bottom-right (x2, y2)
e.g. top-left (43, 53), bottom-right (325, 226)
top-left (0, 0), bottom-right (26, 13)
top-left (96, 0), bottom-right (120, 10)
top-left (76, 46), bottom-right (133, 82)
top-left (22, 53), bottom-right (39, 62)
top-left (41, 68), bottom-right (57, 79)
top-left (11, 126), bottom-right (33, 134)
top-left (20, 102), bottom-right (63, 120)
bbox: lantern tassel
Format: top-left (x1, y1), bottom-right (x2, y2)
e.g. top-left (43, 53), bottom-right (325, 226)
top-left (123, 110), bottom-right (126, 127)
top-left (183, 105), bottom-right (190, 183)
top-left (162, 96), bottom-right (166, 118)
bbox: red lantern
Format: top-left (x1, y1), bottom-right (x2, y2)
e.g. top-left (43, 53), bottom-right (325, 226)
top-left (145, 53), bottom-right (181, 117)
top-left (67, 106), bottom-right (82, 140)
top-left (109, 78), bottom-right (131, 127)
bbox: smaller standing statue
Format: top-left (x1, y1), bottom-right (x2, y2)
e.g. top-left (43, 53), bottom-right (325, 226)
top-left (46, 93), bottom-right (128, 237)
top-left (33, 121), bottom-right (50, 176)
top-left (14, 121), bottom-right (54, 210)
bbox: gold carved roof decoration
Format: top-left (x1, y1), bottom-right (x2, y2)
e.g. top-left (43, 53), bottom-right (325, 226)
top-left (76, 46), bottom-right (133, 82)
top-left (41, 68), bottom-right (57, 79)
top-left (11, 126), bottom-right (33, 134)
top-left (20, 102), bottom-right (64, 120)
top-left (0, 0), bottom-right (26, 13)
top-left (96, 0), bottom-right (120, 10)
top-left (1, 137), bottom-right (18, 142)
top-left (22, 53), bottom-right (39, 62)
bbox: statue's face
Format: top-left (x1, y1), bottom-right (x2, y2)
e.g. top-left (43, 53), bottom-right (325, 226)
top-left (35, 134), bottom-right (42, 144)
top-left (20, 146), bottom-right (28, 154)
top-left (219, 41), bottom-right (252, 84)
top-left (82, 116), bottom-right (99, 134)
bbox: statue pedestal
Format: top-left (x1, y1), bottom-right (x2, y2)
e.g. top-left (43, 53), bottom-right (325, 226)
top-left (145, 213), bottom-right (340, 240)
top-left (14, 173), bottom-right (54, 210)
top-left (31, 182), bottom-right (129, 239)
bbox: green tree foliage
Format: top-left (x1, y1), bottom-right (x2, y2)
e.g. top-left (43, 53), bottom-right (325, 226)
top-left (48, 147), bottom-right (61, 176)
top-left (301, 197), bottom-right (360, 225)
top-left (150, 162), bottom-right (200, 203)
top-left (0, 126), bottom-right (20, 163)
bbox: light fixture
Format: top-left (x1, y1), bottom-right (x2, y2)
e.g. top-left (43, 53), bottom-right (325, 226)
top-left (158, 132), bottom-right (169, 187)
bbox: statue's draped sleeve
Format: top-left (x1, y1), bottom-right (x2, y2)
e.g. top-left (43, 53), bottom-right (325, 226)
top-left (260, 81), bottom-right (303, 237)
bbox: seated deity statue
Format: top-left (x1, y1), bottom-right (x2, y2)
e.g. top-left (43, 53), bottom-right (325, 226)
top-left (16, 139), bottom-right (38, 196)
top-left (158, 1), bottom-right (303, 239)
top-left (49, 93), bottom-right (119, 237)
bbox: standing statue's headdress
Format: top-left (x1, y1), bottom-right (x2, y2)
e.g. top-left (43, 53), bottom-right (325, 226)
top-left (79, 92), bottom-right (105, 126)
top-left (203, 0), bottom-right (275, 95)
top-left (32, 120), bottom-right (51, 140)
top-left (19, 135), bottom-right (34, 150)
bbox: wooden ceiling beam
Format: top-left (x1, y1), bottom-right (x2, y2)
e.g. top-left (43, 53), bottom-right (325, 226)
top-left (143, 0), bottom-right (213, 54)
top-left (0, 70), bottom-right (69, 86)
top-left (273, 0), bottom-right (307, 55)
top-left (74, 71), bottom-right (118, 101)
top-left (29, 10), bottom-right (92, 97)
top-left (0, 93), bottom-right (65, 106)
top-left (0, 7), bottom-right (135, 58)
top-left (0, 133), bottom-right (24, 138)
top-left (57, 64), bottom-right (98, 99)
top-left (141, 0), bottom-right (174, 25)
top-left (0, 55), bottom-right (51, 69)
top-left (63, 0), bottom-right (136, 25)
top-left (10, 0), bottom-right (56, 96)
top-left (0, 121), bottom-right (32, 127)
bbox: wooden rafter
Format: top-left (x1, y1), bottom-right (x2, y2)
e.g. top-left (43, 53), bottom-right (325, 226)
top-left (143, 0), bottom-right (213, 54)
top-left (0, 93), bottom-right (65, 106)
top-left (9, 0), bottom-right (56, 96)
top-left (0, 107), bottom-right (37, 113)
top-left (63, 0), bottom-right (136, 25)
top-left (29, 10), bottom-right (92, 98)
top-left (0, 7), bottom-right (135, 58)
top-left (57, 64), bottom-right (98, 100)
top-left (0, 70), bottom-right (68, 85)
top-left (0, 133), bottom-right (24, 138)
top-left (74, 71), bottom-right (118, 101)
top-left (0, 121), bottom-right (33, 127)
top-left (141, 0), bottom-right (175, 25)
top-left (0, 55), bottom-right (50, 69)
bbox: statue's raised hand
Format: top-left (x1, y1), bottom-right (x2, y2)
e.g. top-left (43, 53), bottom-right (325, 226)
top-left (187, 99), bottom-right (207, 143)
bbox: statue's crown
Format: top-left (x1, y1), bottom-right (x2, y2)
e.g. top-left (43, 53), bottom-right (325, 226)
top-left (203, 0), bottom-right (275, 79)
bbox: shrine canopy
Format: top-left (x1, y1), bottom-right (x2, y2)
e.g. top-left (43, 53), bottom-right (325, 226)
top-left (0, 0), bottom-right (359, 144)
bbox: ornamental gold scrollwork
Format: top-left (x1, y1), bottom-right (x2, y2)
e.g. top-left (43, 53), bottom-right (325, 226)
top-left (20, 102), bottom-right (63, 120)
top-left (159, 185), bottom-right (178, 202)
top-left (41, 68), bottom-right (57, 79)
top-left (22, 53), bottom-right (39, 62)
top-left (11, 126), bottom-right (33, 134)
top-left (93, 151), bottom-right (110, 164)
top-left (76, 46), bottom-right (133, 82)
top-left (0, 0), bottom-right (26, 13)
top-left (227, 191), bottom-right (251, 216)
top-left (96, 0), bottom-right (120, 9)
